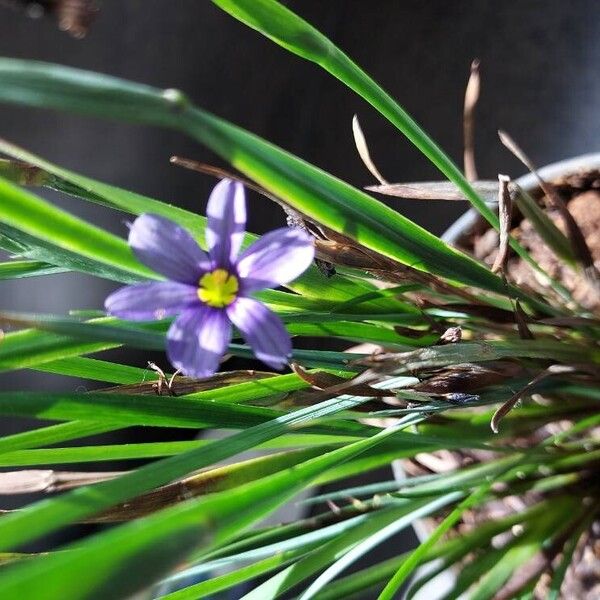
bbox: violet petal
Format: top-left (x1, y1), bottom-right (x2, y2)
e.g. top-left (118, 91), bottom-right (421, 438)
top-left (227, 297), bottom-right (291, 370)
top-left (167, 306), bottom-right (232, 378)
top-left (105, 281), bottom-right (199, 321)
top-left (206, 179), bottom-right (246, 268)
top-left (237, 227), bottom-right (314, 293)
top-left (129, 214), bottom-right (211, 284)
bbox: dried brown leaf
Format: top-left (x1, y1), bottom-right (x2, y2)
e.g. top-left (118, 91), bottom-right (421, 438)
top-left (290, 363), bottom-right (389, 397)
top-left (491, 174), bottom-right (512, 274)
top-left (513, 299), bottom-right (534, 340)
top-left (102, 370), bottom-right (276, 396)
top-left (0, 469), bottom-right (121, 495)
top-left (491, 364), bottom-right (576, 433)
top-left (365, 180), bottom-right (498, 202)
top-left (352, 115), bottom-right (387, 185)
top-left (414, 361), bottom-right (524, 395)
top-left (464, 59), bottom-right (481, 181)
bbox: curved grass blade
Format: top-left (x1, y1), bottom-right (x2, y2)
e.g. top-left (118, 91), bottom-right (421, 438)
top-left (312, 502), bottom-right (551, 600)
top-left (0, 388), bottom-right (385, 551)
top-left (377, 483), bottom-right (491, 600)
top-left (0, 433), bottom-right (362, 467)
top-left (1, 311), bottom-right (367, 372)
top-left (0, 139), bottom-right (405, 312)
top-left (0, 221), bottom-right (146, 284)
top-left (242, 500), bottom-right (435, 600)
top-left (297, 493), bottom-right (462, 600)
top-left (210, 3), bottom-right (511, 249)
top-left (157, 549), bottom-right (309, 600)
top-left (287, 321), bottom-right (421, 348)
top-left (0, 327), bottom-right (119, 372)
top-left (210, 1), bottom-right (567, 312)
top-left (33, 356), bottom-right (150, 384)
top-left (0, 416), bottom-right (421, 599)
top-left (0, 58), bottom-right (520, 299)
top-left (0, 177), bottom-right (155, 281)
top-left (0, 421), bottom-right (121, 456)
top-left (0, 259), bottom-right (65, 279)
top-left (0, 391), bottom-right (287, 430)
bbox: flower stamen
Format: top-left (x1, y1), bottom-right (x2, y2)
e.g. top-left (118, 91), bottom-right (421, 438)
top-left (198, 269), bottom-right (239, 307)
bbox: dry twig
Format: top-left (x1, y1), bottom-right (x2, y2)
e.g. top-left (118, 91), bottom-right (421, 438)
top-left (464, 59), bottom-right (481, 181)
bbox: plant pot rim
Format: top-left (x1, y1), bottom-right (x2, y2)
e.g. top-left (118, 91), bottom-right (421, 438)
top-left (442, 152), bottom-right (600, 244)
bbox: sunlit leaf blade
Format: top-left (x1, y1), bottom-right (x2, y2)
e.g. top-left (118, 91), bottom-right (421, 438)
top-left (86, 447), bottom-right (333, 523)
top-left (311, 555), bottom-right (408, 600)
top-left (0, 390), bottom-right (286, 430)
top-left (287, 321), bottom-right (420, 348)
top-left (157, 549), bottom-right (308, 599)
top-left (0, 177), bottom-right (155, 280)
top-left (0, 220), bottom-right (145, 283)
top-left (295, 493), bottom-right (462, 600)
top-left (0, 312), bottom-right (167, 351)
top-left (0, 421), bottom-right (121, 456)
top-left (0, 259), bottom-right (65, 279)
top-left (377, 484), bottom-right (491, 600)
top-left (0, 327), bottom-right (118, 371)
top-left (0, 433), bottom-right (364, 467)
top-left (33, 356), bottom-right (149, 384)
top-left (209, 1), bottom-right (536, 268)
top-left (0, 310), bottom-right (368, 371)
top-left (0, 58), bottom-right (517, 297)
top-left (0, 140), bottom-right (403, 311)
top-left (242, 500), bottom-right (432, 600)
top-left (210, 1), bottom-right (579, 314)
top-left (0, 390), bottom-right (385, 551)
top-left (310, 502), bottom-right (551, 600)
top-left (0, 417), bottom-right (420, 599)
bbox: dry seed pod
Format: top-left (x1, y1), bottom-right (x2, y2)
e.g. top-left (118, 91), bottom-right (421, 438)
top-left (414, 361), bottom-right (525, 394)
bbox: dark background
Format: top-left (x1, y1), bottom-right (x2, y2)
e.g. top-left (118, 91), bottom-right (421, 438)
top-left (0, 0), bottom-right (598, 587)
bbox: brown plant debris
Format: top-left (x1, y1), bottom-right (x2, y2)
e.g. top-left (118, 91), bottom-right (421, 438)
top-left (352, 115), bottom-right (388, 185)
top-left (366, 180), bottom-right (498, 202)
top-left (491, 174), bottom-right (512, 275)
top-left (463, 59), bottom-right (481, 182)
top-left (0, 0), bottom-right (98, 37)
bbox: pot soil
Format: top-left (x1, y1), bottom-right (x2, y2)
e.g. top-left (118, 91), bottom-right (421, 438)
top-left (460, 168), bottom-right (600, 312)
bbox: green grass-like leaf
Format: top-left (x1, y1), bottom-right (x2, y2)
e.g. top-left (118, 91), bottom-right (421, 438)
top-left (0, 416), bottom-right (421, 599)
top-left (0, 259), bottom-right (65, 279)
top-left (0, 58), bottom-right (519, 299)
top-left (0, 143), bottom-right (400, 311)
top-left (0, 177), bottom-right (154, 281)
top-left (0, 390), bottom-right (385, 551)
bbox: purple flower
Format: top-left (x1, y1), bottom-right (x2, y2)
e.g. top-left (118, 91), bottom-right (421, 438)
top-left (105, 180), bottom-right (315, 378)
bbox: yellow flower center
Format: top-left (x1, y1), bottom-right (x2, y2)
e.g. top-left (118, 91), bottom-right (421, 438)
top-left (198, 269), bottom-right (239, 308)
